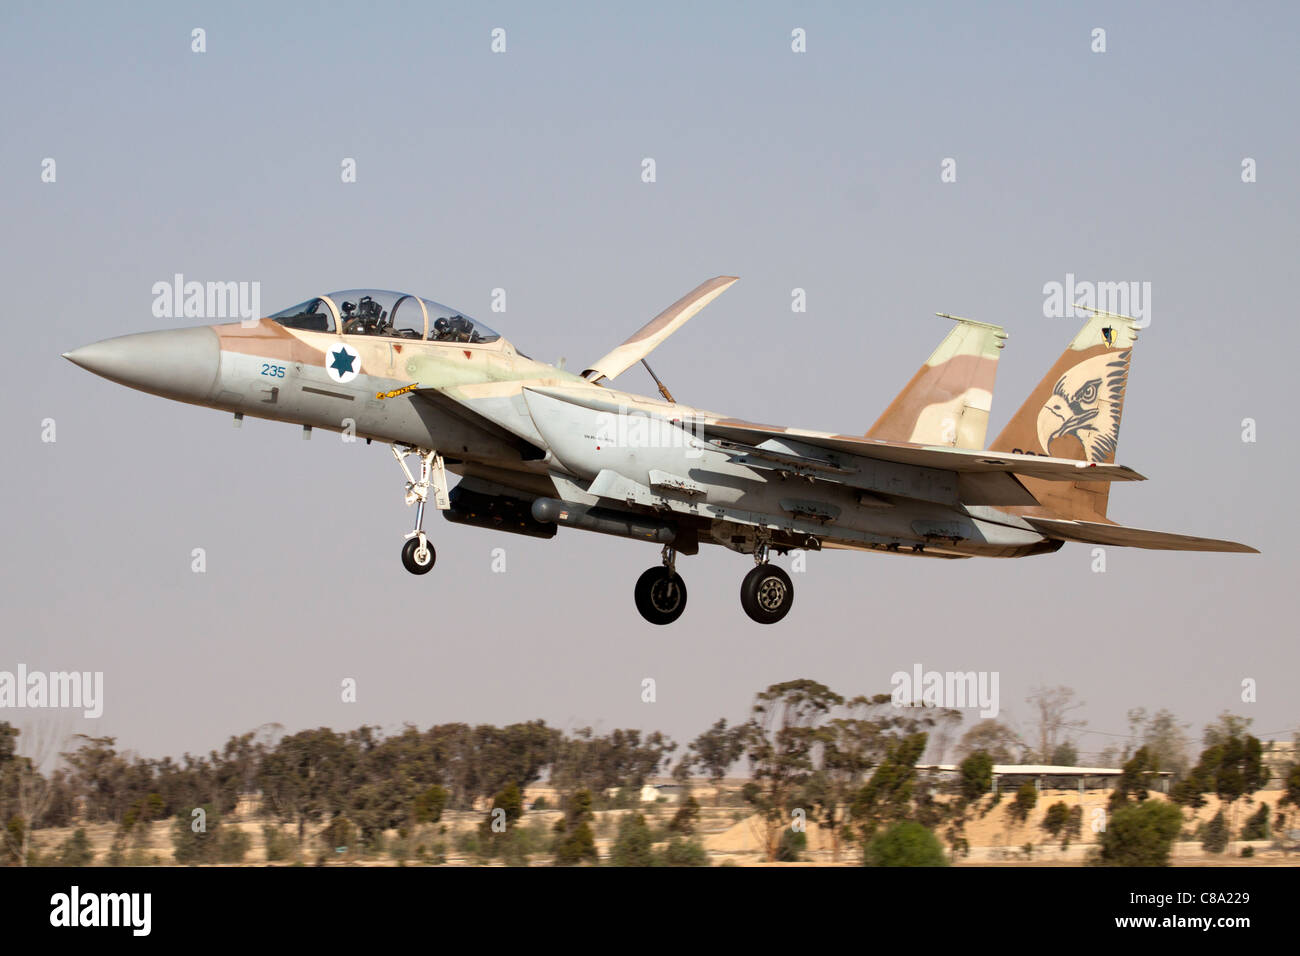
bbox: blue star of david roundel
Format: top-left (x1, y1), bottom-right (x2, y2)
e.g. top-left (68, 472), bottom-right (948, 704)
top-left (325, 343), bottom-right (362, 384)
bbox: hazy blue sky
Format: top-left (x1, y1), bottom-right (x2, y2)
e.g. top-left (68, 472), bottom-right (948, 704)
top-left (2, 2), bottom-right (1296, 766)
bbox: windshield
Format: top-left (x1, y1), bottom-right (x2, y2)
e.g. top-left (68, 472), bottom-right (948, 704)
top-left (270, 298), bottom-right (334, 332)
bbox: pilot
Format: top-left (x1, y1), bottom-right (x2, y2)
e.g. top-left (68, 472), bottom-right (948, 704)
top-left (446, 315), bottom-right (473, 342)
top-left (343, 297), bottom-right (392, 336)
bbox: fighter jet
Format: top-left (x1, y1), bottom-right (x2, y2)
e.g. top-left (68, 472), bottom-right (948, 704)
top-left (63, 277), bottom-right (1254, 625)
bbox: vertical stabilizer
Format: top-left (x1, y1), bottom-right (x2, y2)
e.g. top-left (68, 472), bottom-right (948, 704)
top-left (866, 314), bottom-right (1006, 448)
top-left (989, 307), bottom-right (1140, 521)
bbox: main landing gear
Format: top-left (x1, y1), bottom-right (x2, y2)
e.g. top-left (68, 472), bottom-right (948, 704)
top-left (393, 444), bottom-right (449, 576)
top-left (634, 546), bottom-right (688, 625)
top-left (632, 541), bottom-right (795, 625)
top-left (740, 543), bottom-right (794, 625)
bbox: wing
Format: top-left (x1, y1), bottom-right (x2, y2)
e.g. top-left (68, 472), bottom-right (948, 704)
top-left (581, 276), bottom-right (738, 384)
top-left (1023, 516), bottom-right (1258, 553)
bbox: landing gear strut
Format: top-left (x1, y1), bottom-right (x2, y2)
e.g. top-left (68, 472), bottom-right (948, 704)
top-left (740, 542), bottom-right (794, 624)
top-left (634, 545), bottom-right (687, 625)
top-left (393, 444), bottom-right (449, 576)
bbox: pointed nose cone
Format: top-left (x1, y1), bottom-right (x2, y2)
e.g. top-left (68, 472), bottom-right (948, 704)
top-left (64, 327), bottom-right (221, 404)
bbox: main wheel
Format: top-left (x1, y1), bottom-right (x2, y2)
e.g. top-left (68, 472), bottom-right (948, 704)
top-left (401, 536), bottom-right (436, 575)
top-left (634, 566), bottom-right (688, 625)
top-left (740, 563), bottom-right (793, 624)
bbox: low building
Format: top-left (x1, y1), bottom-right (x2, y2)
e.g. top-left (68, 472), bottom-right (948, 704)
top-left (916, 763), bottom-right (1174, 795)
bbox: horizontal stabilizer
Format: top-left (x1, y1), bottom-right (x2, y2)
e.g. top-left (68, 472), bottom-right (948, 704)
top-left (1025, 517), bottom-right (1258, 553)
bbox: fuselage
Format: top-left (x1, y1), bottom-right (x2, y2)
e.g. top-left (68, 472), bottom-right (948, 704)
top-left (66, 312), bottom-right (1060, 561)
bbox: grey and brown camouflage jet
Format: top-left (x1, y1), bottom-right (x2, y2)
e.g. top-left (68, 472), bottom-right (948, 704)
top-left (64, 277), bottom-right (1254, 625)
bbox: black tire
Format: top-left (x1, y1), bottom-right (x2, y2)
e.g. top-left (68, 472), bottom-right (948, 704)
top-left (401, 537), bottom-right (436, 575)
top-left (740, 563), bottom-right (793, 624)
top-left (634, 566), bottom-right (688, 625)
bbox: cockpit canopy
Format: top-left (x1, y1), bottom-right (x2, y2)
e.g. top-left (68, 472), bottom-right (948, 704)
top-left (270, 289), bottom-right (501, 344)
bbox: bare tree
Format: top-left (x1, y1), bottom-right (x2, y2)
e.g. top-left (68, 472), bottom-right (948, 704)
top-left (4, 718), bottom-right (69, 866)
top-left (1025, 686), bottom-right (1086, 764)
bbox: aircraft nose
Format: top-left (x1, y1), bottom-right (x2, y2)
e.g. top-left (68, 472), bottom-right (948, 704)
top-left (63, 327), bottom-right (221, 403)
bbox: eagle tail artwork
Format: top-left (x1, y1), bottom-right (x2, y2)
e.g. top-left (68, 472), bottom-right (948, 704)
top-left (989, 306), bottom-right (1137, 524)
top-left (986, 307), bottom-right (1255, 553)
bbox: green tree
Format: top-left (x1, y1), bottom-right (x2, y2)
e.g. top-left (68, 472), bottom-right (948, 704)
top-left (320, 815), bottom-right (355, 857)
top-left (1109, 746), bottom-right (1156, 811)
top-left (480, 782), bottom-right (524, 835)
top-left (743, 679), bottom-right (844, 861)
top-left (1037, 801), bottom-right (1083, 849)
top-left (688, 719), bottom-right (748, 794)
top-left (549, 728), bottom-right (676, 796)
top-left (849, 732), bottom-right (929, 845)
top-left (57, 828), bottom-right (94, 867)
top-left (669, 794), bottom-right (700, 835)
top-left (956, 720), bottom-right (1023, 764)
top-left (1041, 801), bottom-right (1071, 839)
top-left (218, 826), bottom-right (252, 863)
top-left (958, 751), bottom-right (994, 802)
top-left (864, 821), bottom-right (948, 867)
top-left (257, 728), bottom-right (353, 845)
top-left (1171, 728), bottom-right (1268, 830)
top-left (172, 805), bottom-right (222, 864)
top-left (1202, 810), bottom-right (1230, 853)
top-left (1279, 763), bottom-right (1300, 811)
top-left (1006, 781), bottom-right (1038, 825)
top-left (655, 837), bottom-right (709, 867)
top-left (1202, 712), bottom-right (1253, 749)
top-left (1050, 742), bottom-right (1079, 765)
top-left (1093, 800), bottom-right (1183, 866)
top-left (810, 694), bottom-right (958, 863)
top-left (413, 785), bottom-right (448, 825)
top-left (776, 829), bottom-right (806, 862)
top-left (1121, 708), bottom-right (1192, 780)
top-left (610, 812), bottom-right (654, 866)
top-left (1239, 803), bottom-right (1269, 841)
top-left (263, 825), bottom-right (295, 862)
top-left (553, 789), bottom-right (599, 866)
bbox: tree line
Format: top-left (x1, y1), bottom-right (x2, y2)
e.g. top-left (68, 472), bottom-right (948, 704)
top-left (1, 680), bottom-right (1296, 866)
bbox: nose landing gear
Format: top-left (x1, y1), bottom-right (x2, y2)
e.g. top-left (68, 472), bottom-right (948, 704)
top-left (634, 545), bottom-right (688, 625)
top-left (740, 543), bottom-right (793, 624)
top-left (401, 536), bottom-right (436, 574)
top-left (393, 444), bottom-right (449, 576)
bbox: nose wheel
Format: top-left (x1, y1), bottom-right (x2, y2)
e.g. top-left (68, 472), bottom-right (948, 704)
top-left (393, 444), bottom-right (449, 576)
top-left (401, 535), bottom-right (436, 574)
top-left (634, 546), bottom-right (687, 625)
top-left (740, 546), bottom-right (793, 624)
